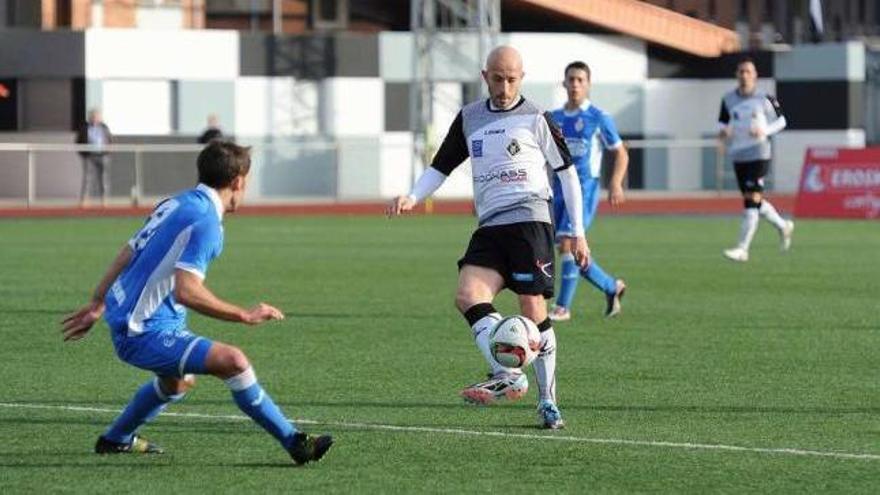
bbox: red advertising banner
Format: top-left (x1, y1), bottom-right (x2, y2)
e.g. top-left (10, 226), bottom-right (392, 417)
top-left (795, 147), bottom-right (880, 219)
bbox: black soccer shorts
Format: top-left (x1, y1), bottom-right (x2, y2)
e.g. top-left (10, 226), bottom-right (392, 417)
top-left (734, 159), bottom-right (771, 194)
top-left (457, 221), bottom-right (555, 299)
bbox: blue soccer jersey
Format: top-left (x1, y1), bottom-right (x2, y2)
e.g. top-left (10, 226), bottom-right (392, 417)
top-left (551, 101), bottom-right (622, 181)
top-left (551, 102), bottom-right (622, 235)
top-left (104, 184), bottom-right (224, 336)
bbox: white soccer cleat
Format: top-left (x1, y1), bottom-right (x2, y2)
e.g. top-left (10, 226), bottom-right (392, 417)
top-left (460, 372), bottom-right (528, 405)
top-left (548, 305), bottom-right (571, 322)
top-left (723, 247), bottom-right (749, 262)
top-left (780, 220), bottom-right (795, 251)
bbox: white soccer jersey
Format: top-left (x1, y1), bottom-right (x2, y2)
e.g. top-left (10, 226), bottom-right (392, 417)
top-left (718, 89), bottom-right (785, 162)
top-left (429, 97), bottom-right (573, 227)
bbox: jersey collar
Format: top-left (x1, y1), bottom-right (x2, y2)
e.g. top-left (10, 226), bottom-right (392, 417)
top-left (196, 183), bottom-right (225, 221)
top-left (562, 99), bottom-right (591, 117)
top-left (487, 95), bottom-right (525, 112)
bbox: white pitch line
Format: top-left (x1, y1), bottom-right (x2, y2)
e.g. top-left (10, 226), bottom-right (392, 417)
top-left (1, 402), bottom-right (877, 461)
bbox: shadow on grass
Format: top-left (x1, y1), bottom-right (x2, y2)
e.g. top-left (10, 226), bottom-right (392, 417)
top-left (288, 311), bottom-right (438, 320)
top-left (5, 398), bottom-right (879, 416)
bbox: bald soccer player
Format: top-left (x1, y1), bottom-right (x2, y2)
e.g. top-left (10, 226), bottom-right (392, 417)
top-left (387, 46), bottom-right (589, 429)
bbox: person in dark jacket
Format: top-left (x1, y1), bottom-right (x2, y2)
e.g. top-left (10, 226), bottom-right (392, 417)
top-left (198, 114), bottom-right (225, 144)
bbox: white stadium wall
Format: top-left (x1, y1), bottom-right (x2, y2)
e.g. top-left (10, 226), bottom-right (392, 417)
top-left (85, 29), bottom-right (239, 80)
top-left (101, 80), bottom-right (172, 135)
top-left (3, 28), bottom-right (871, 203)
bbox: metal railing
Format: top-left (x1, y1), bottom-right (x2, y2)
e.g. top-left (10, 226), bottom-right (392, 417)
top-left (0, 138), bottom-right (734, 208)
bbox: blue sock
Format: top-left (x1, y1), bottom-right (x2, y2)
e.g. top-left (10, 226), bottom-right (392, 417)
top-left (227, 368), bottom-right (297, 449)
top-left (104, 378), bottom-right (178, 444)
top-left (582, 259), bottom-right (617, 295)
top-left (554, 253), bottom-right (580, 309)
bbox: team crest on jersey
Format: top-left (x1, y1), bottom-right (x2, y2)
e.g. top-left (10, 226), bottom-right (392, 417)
top-left (574, 118), bottom-right (584, 132)
top-left (506, 138), bottom-right (521, 157)
top-left (472, 139), bottom-right (483, 157)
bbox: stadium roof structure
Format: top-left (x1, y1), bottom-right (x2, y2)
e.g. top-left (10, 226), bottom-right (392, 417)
top-left (514, 0), bottom-right (741, 57)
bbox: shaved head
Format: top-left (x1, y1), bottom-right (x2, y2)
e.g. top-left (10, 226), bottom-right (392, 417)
top-left (482, 46), bottom-right (525, 109)
top-left (485, 45), bottom-right (523, 72)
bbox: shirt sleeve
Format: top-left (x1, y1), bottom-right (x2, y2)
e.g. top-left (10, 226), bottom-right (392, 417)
top-left (718, 100), bottom-right (730, 125)
top-left (599, 112), bottom-right (623, 149)
top-left (174, 219), bottom-right (221, 280)
top-left (537, 112), bottom-right (573, 171)
top-left (430, 111), bottom-right (469, 175)
top-left (764, 94), bottom-right (784, 120)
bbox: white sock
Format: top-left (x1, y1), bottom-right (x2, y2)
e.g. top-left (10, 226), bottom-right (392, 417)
top-left (472, 313), bottom-right (512, 376)
top-left (737, 208), bottom-right (760, 251)
top-left (533, 328), bottom-right (557, 403)
top-left (759, 201), bottom-right (787, 230)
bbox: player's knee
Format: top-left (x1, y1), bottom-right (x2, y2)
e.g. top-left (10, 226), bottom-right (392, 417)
top-left (518, 296), bottom-right (546, 323)
top-left (216, 346), bottom-right (251, 376)
top-left (227, 347), bottom-right (251, 375)
top-left (743, 196), bottom-right (761, 209)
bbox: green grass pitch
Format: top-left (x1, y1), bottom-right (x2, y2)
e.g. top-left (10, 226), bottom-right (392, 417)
top-left (0, 214), bottom-right (877, 493)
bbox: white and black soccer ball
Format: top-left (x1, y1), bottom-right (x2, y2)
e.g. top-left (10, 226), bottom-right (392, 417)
top-left (489, 315), bottom-right (541, 368)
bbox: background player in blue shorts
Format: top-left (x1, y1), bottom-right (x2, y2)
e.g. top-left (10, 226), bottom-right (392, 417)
top-left (61, 141), bottom-right (332, 465)
top-left (549, 61), bottom-right (629, 322)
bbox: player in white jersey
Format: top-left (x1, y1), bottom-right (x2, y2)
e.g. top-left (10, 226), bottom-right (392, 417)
top-left (62, 141), bottom-right (333, 465)
top-left (387, 46), bottom-right (589, 429)
top-left (718, 58), bottom-right (793, 262)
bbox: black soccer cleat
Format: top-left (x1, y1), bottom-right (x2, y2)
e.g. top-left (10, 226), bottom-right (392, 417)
top-left (604, 279), bottom-right (626, 318)
top-left (288, 432), bottom-right (334, 466)
top-left (94, 434), bottom-right (164, 454)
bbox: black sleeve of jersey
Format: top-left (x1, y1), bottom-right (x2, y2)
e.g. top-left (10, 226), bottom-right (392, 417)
top-left (718, 100), bottom-right (730, 124)
top-left (430, 111), bottom-right (469, 175)
top-left (765, 95), bottom-right (784, 118)
top-left (542, 112), bottom-right (573, 171)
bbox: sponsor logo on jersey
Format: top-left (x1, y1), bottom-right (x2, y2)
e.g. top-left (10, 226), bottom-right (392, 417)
top-left (506, 138), bottom-right (521, 157)
top-left (512, 272), bottom-right (534, 282)
top-left (484, 128), bottom-right (505, 135)
top-left (473, 168), bottom-right (529, 183)
top-left (472, 139), bottom-right (483, 157)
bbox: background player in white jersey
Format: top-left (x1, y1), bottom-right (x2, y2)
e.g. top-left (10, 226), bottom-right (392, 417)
top-left (387, 46), bottom-right (589, 429)
top-left (718, 58), bottom-right (793, 262)
top-left (548, 61), bottom-right (629, 322)
top-left (61, 141), bottom-right (333, 465)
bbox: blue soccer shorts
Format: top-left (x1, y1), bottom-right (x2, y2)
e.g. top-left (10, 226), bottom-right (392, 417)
top-left (111, 326), bottom-right (214, 378)
top-left (553, 175), bottom-right (601, 238)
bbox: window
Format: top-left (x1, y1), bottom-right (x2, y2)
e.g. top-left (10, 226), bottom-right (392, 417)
top-left (310, 0), bottom-right (347, 29)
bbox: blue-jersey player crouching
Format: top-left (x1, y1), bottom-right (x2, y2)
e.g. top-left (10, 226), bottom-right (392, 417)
top-left (61, 141), bottom-right (332, 465)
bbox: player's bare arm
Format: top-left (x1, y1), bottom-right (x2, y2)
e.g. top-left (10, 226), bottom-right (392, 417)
top-left (608, 144), bottom-right (629, 207)
top-left (174, 270), bottom-right (284, 324)
top-left (61, 244), bottom-right (133, 341)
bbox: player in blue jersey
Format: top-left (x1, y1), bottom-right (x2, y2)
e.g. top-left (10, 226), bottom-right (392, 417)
top-left (548, 61), bottom-right (629, 322)
top-left (61, 141), bottom-right (332, 465)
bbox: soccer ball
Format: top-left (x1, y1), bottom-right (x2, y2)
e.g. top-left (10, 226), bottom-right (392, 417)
top-left (489, 315), bottom-right (541, 368)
